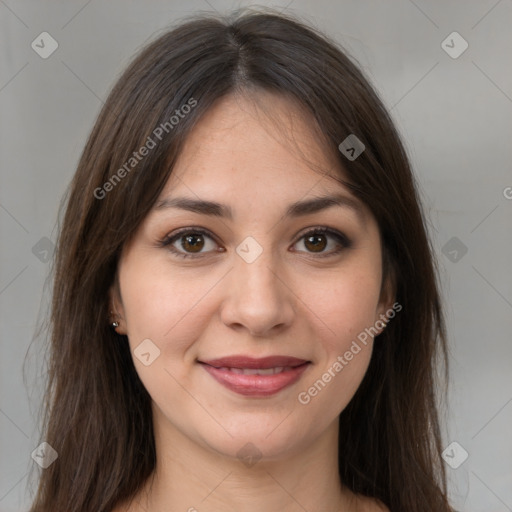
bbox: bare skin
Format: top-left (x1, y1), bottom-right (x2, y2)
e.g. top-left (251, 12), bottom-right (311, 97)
top-left (110, 91), bottom-right (392, 512)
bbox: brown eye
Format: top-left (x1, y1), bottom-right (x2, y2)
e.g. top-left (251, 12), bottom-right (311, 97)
top-left (161, 228), bottom-right (219, 259)
top-left (304, 233), bottom-right (327, 252)
top-left (293, 227), bottom-right (351, 256)
top-left (181, 233), bottom-right (205, 253)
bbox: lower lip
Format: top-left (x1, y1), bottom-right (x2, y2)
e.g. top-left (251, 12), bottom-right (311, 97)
top-left (200, 363), bottom-right (310, 397)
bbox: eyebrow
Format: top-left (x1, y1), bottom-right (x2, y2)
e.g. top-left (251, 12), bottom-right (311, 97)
top-left (154, 193), bottom-right (366, 225)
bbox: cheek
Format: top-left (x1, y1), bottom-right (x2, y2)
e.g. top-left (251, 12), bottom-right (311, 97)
top-left (118, 255), bottom-right (217, 356)
top-left (293, 261), bottom-right (381, 412)
top-left (300, 261), bottom-right (383, 349)
top-left (297, 306), bottom-right (375, 419)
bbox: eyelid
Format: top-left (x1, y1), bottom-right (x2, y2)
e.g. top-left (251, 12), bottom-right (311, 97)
top-left (295, 226), bottom-right (351, 247)
top-left (158, 226), bottom-right (221, 259)
top-left (291, 226), bottom-right (352, 257)
top-left (159, 226), bottom-right (216, 246)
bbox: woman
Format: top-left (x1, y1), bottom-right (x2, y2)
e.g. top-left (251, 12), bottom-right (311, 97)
top-left (28, 8), bottom-right (454, 512)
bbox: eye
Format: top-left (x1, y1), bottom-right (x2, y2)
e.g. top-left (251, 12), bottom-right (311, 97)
top-left (160, 227), bottom-right (221, 259)
top-left (292, 227), bottom-right (351, 256)
top-left (159, 226), bottom-right (351, 260)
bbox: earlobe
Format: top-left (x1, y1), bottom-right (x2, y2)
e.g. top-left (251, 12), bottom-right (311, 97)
top-left (108, 284), bottom-right (127, 335)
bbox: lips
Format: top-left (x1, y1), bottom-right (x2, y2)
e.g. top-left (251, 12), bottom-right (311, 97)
top-left (201, 355), bottom-right (308, 369)
top-left (199, 355), bottom-right (311, 397)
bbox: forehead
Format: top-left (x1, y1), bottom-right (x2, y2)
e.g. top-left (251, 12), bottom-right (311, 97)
top-left (165, 91), bottom-right (346, 192)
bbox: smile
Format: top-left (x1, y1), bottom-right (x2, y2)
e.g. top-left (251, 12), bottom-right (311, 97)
top-left (198, 355), bottom-right (311, 397)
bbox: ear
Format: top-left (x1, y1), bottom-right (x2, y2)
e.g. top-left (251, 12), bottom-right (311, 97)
top-left (374, 263), bottom-right (397, 336)
top-left (108, 277), bottom-right (127, 335)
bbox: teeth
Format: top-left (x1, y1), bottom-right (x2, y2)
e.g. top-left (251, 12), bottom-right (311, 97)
top-left (217, 366), bottom-right (291, 375)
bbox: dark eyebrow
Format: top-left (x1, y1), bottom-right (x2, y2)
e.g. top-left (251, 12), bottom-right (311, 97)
top-left (285, 194), bottom-right (366, 225)
top-left (154, 194), bottom-right (366, 225)
top-left (155, 197), bottom-right (232, 218)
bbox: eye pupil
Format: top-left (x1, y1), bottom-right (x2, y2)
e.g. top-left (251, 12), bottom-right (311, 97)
top-left (182, 234), bottom-right (204, 252)
top-left (305, 234), bottom-right (327, 252)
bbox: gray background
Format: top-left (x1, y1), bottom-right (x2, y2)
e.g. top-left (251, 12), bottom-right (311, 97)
top-left (1, 1), bottom-right (511, 511)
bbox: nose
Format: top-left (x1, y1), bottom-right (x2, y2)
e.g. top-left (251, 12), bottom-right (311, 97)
top-left (219, 249), bottom-right (295, 338)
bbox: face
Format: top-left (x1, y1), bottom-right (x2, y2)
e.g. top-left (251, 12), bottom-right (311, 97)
top-left (111, 92), bottom-right (393, 462)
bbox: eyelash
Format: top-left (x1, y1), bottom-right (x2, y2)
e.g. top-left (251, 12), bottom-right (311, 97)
top-left (158, 226), bottom-right (352, 260)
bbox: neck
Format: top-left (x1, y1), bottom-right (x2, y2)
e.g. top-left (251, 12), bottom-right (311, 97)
top-left (133, 405), bottom-right (355, 512)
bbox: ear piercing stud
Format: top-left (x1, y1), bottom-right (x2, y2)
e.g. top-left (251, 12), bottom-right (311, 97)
top-left (110, 310), bottom-right (120, 329)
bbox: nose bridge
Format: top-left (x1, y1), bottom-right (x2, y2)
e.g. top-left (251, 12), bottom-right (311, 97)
top-left (220, 241), bottom-right (294, 336)
top-left (235, 234), bottom-right (280, 290)
top-left (239, 252), bottom-right (278, 296)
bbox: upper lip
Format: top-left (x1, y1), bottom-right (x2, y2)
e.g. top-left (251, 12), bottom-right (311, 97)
top-left (199, 355), bottom-right (310, 369)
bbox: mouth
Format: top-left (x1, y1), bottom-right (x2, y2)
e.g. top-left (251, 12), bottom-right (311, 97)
top-left (198, 355), bottom-right (311, 397)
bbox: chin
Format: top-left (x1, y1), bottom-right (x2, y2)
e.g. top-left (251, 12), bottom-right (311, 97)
top-left (194, 413), bottom-right (319, 465)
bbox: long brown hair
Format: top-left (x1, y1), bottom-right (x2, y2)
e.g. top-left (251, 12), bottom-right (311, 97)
top-left (27, 8), bottom-right (453, 511)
